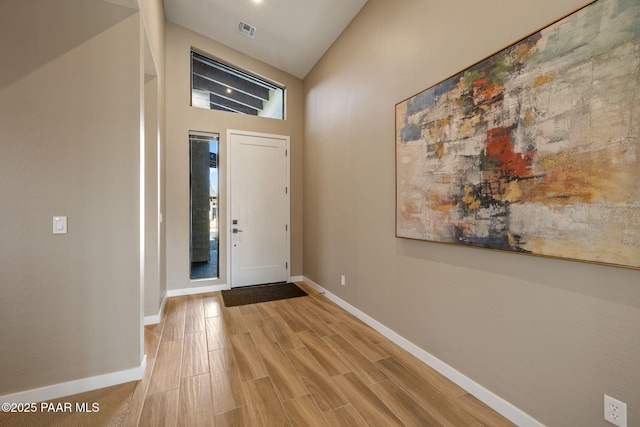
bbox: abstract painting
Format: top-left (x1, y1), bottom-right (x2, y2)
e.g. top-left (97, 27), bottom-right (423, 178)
top-left (396, 0), bottom-right (640, 269)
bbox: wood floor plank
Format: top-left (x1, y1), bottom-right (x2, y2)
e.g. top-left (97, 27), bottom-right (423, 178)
top-left (162, 306), bottom-right (186, 341)
top-left (369, 379), bottom-right (443, 427)
top-left (184, 300), bottom-right (205, 333)
top-left (203, 293), bottom-right (222, 318)
top-left (255, 300), bottom-right (281, 319)
top-left (164, 296), bottom-right (188, 314)
top-left (374, 357), bottom-right (478, 427)
top-left (323, 405), bottom-right (368, 427)
top-left (131, 282), bottom-right (522, 427)
top-left (231, 332), bottom-right (269, 382)
top-left (304, 295), bottom-right (340, 315)
top-left (283, 295), bottom-right (310, 310)
top-left (274, 303), bottom-right (311, 332)
top-left (332, 372), bottom-right (404, 427)
top-left (257, 341), bottom-right (308, 402)
top-left (296, 329), bottom-right (350, 377)
top-left (285, 347), bottom-right (348, 412)
top-left (214, 406), bottom-right (253, 427)
top-left (238, 304), bottom-right (258, 315)
top-left (376, 340), bottom-right (468, 398)
top-left (177, 374), bottom-right (215, 426)
top-left (125, 357), bottom-right (156, 427)
top-left (205, 315), bottom-right (231, 351)
top-left (248, 323), bottom-right (278, 346)
top-left (323, 334), bottom-right (387, 385)
top-left (147, 339), bottom-right (183, 395)
top-left (265, 314), bottom-right (303, 351)
top-left (454, 393), bottom-right (517, 427)
top-left (223, 306), bottom-right (250, 335)
top-left (183, 294), bottom-right (203, 314)
top-left (243, 376), bottom-right (290, 427)
top-left (330, 322), bottom-right (388, 362)
top-left (139, 389), bottom-right (179, 427)
top-left (185, 293), bottom-right (203, 306)
top-left (282, 394), bottom-right (330, 427)
top-left (144, 322), bottom-right (164, 359)
top-left (330, 310), bottom-right (387, 344)
top-left (241, 310), bottom-right (267, 329)
top-left (289, 299), bottom-right (336, 337)
top-left (291, 281), bottom-right (317, 295)
top-left (301, 299), bottom-right (340, 325)
top-left (181, 331), bottom-right (208, 378)
top-left (209, 347), bottom-right (246, 413)
top-left (242, 310), bottom-right (278, 346)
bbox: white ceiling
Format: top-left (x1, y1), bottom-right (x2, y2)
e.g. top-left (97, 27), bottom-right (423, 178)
top-left (163, 0), bottom-right (368, 79)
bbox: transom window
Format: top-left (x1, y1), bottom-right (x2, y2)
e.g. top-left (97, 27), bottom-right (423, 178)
top-left (191, 51), bottom-right (285, 120)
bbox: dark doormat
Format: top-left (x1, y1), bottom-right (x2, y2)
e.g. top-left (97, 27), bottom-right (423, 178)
top-left (221, 282), bottom-right (308, 307)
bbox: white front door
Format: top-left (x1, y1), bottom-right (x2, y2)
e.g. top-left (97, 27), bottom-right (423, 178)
top-left (229, 131), bottom-right (289, 288)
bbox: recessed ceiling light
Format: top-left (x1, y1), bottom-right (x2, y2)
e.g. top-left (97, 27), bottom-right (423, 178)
top-left (226, 88), bottom-right (232, 94)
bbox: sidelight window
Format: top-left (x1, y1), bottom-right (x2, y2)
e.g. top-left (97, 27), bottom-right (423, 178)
top-left (190, 131), bottom-right (219, 280)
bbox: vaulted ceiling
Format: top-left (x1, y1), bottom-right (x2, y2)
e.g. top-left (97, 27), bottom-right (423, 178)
top-left (0, 0), bottom-right (367, 91)
top-left (163, 0), bottom-right (368, 79)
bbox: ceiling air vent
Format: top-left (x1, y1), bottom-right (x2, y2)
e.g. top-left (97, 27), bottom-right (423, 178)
top-left (237, 20), bottom-right (257, 39)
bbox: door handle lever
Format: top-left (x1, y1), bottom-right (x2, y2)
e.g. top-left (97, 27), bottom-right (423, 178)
top-left (232, 228), bottom-right (243, 233)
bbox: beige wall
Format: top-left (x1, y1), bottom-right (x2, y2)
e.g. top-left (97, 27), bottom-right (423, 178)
top-left (303, 1), bottom-right (640, 426)
top-left (165, 21), bottom-right (304, 291)
top-left (139, 0), bottom-right (167, 319)
top-left (0, 2), bottom-right (142, 395)
top-left (144, 74), bottom-right (161, 317)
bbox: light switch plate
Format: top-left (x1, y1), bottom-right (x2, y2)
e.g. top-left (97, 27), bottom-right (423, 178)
top-left (53, 216), bottom-right (67, 234)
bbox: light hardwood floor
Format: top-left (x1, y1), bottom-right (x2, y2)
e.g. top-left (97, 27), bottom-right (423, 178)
top-left (126, 282), bottom-right (516, 426)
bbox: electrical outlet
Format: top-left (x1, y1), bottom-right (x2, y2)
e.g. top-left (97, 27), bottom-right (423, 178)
top-left (604, 395), bottom-right (627, 427)
top-left (340, 275), bottom-right (346, 286)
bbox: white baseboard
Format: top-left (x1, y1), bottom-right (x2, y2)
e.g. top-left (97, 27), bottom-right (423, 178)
top-left (1, 355), bottom-right (146, 404)
top-left (144, 295), bottom-right (167, 325)
top-left (144, 284), bottom-right (228, 325)
top-left (290, 275), bottom-right (303, 283)
top-left (167, 283), bottom-right (229, 297)
top-left (302, 276), bottom-right (543, 427)
top-left (146, 283), bottom-right (229, 324)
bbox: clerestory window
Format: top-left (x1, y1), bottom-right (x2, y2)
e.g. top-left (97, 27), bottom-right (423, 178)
top-left (191, 51), bottom-right (285, 120)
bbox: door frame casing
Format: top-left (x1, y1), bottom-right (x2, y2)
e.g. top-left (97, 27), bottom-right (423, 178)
top-left (226, 129), bottom-right (291, 288)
